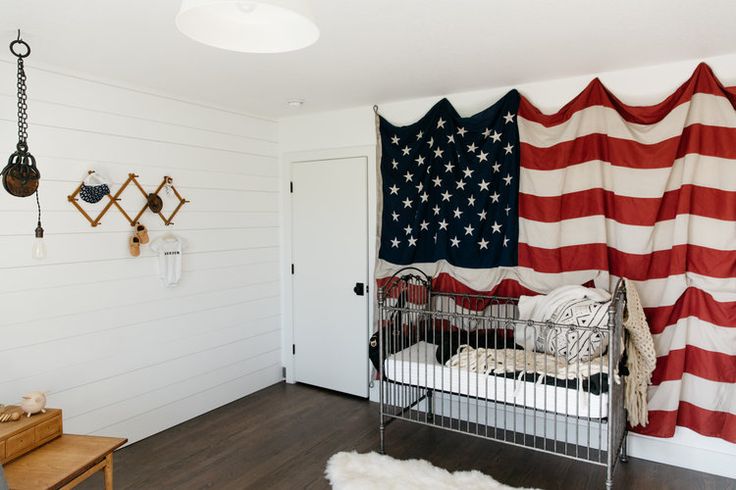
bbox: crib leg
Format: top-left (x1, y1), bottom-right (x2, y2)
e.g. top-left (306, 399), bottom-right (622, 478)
top-left (620, 434), bottom-right (629, 463)
top-left (379, 421), bottom-right (386, 455)
top-left (426, 389), bottom-right (434, 421)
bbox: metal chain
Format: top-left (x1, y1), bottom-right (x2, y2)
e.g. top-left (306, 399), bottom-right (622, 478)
top-left (16, 56), bottom-right (28, 149)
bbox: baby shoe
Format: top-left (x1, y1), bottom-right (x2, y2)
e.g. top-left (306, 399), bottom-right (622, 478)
top-left (135, 222), bottom-right (149, 245)
top-left (129, 235), bottom-right (141, 257)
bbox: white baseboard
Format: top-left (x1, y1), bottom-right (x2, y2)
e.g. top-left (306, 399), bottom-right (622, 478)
top-left (627, 428), bottom-right (736, 479)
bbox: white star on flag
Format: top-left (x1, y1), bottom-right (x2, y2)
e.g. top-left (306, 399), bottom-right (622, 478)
top-left (391, 135), bottom-right (400, 145)
top-left (503, 112), bottom-right (515, 124)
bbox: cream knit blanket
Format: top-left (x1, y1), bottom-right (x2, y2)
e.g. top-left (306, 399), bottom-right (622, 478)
top-left (622, 279), bottom-right (657, 427)
top-left (447, 346), bottom-right (609, 381)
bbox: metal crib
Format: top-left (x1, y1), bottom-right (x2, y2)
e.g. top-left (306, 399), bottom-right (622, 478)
top-left (377, 267), bottom-right (628, 489)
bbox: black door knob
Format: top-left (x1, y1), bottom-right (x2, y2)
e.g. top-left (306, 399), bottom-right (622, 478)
top-left (353, 282), bottom-right (365, 296)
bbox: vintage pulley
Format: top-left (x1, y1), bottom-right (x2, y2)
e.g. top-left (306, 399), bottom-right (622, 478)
top-left (2, 32), bottom-right (40, 198)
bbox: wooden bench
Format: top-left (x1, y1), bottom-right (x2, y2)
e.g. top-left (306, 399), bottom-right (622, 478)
top-left (3, 434), bottom-right (127, 490)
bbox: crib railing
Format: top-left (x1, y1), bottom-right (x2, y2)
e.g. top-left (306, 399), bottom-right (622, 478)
top-left (377, 268), bottom-right (628, 489)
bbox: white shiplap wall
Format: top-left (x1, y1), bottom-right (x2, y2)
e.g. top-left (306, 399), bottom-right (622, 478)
top-left (0, 59), bottom-right (282, 443)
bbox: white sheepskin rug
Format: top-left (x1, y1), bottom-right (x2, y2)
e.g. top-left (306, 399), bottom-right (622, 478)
top-left (325, 451), bottom-right (540, 490)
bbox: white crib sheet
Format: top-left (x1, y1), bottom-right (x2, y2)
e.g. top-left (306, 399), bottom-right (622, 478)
top-left (384, 341), bottom-right (608, 419)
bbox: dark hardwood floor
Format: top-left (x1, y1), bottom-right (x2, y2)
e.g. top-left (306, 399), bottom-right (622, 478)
top-left (78, 382), bottom-right (734, 490)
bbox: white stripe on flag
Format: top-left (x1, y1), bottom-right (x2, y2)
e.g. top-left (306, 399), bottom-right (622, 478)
top-left (648, 374), bottom-right (736, 414)
top-left (520, 154), bottom-right (736, 197)
top-left (520, 215), bottom-right (736, 254)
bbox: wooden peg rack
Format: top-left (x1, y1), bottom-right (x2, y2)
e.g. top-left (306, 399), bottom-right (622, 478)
top-left (68, 172), bottom-right (190, 227)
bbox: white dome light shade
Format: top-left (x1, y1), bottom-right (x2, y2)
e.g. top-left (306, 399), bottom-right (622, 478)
top-left (176, 0), bottom-right (319, 53)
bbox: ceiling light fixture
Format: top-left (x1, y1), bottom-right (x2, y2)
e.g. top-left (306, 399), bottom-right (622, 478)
top-left (287, 99), bottom-right (304, 107)
top-left (176, 0), bottom-right (319, 53)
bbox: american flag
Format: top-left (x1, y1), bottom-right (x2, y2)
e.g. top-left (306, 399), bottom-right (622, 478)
top-left (376, 63), bottom-right (735, 444)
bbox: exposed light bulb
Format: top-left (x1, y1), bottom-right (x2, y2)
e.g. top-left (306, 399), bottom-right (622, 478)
top-left (32, 222), bottom-right (46, 260)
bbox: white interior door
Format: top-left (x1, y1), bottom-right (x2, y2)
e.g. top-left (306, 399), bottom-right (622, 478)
top-left (291, 157), bottom-right (369, 397)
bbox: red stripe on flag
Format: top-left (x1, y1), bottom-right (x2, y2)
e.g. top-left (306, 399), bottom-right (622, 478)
top-left (651, 346), bottom-right (736, 384)
top-left (635, 403), bottom-right (736, 443)
top-left (519, 186), bottom-right (736, 225)
top-left (520, 125), bottom-right (736, 170)
top-left (518, 243), bottom-right (736, 280)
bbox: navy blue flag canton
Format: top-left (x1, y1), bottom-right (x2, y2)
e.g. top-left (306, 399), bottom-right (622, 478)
top-left (378, 91), bottom-right (520, 269)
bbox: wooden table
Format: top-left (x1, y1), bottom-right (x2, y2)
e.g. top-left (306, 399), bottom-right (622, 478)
top-left (3, 434), bottom-right (127, 490)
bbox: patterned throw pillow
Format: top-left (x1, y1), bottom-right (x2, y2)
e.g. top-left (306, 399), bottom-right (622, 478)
top-left (545, 299), bottom-right (610, 362)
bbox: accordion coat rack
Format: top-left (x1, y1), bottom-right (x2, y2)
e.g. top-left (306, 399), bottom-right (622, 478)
top-left (68, 172), bottom-right (190, 227)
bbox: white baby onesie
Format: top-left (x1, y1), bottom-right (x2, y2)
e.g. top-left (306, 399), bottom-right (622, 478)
top-left (150, 235), bottom-right (184, 287)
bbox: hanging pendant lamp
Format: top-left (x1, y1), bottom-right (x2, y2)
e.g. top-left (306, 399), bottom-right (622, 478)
top-left (176, 0), bottom-right (319, 53)
top-left (1, 30), bottom-right (45, 260)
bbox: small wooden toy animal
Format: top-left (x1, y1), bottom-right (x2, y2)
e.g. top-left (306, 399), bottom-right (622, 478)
top-left (20, 391), bottom-right (47, 417)
top-left (0, 405), bottom-right (22, 423)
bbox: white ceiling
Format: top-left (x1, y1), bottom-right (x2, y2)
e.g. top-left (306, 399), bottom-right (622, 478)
top-left (1, 1), bottom-right (735, 118)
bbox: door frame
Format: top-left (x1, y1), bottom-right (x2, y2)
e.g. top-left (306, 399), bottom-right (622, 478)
top-left (281, 145), bottom-right (377, 385)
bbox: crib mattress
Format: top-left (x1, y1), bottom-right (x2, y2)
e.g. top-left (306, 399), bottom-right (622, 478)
top-left (384, 341), bottom-right (609, 419)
